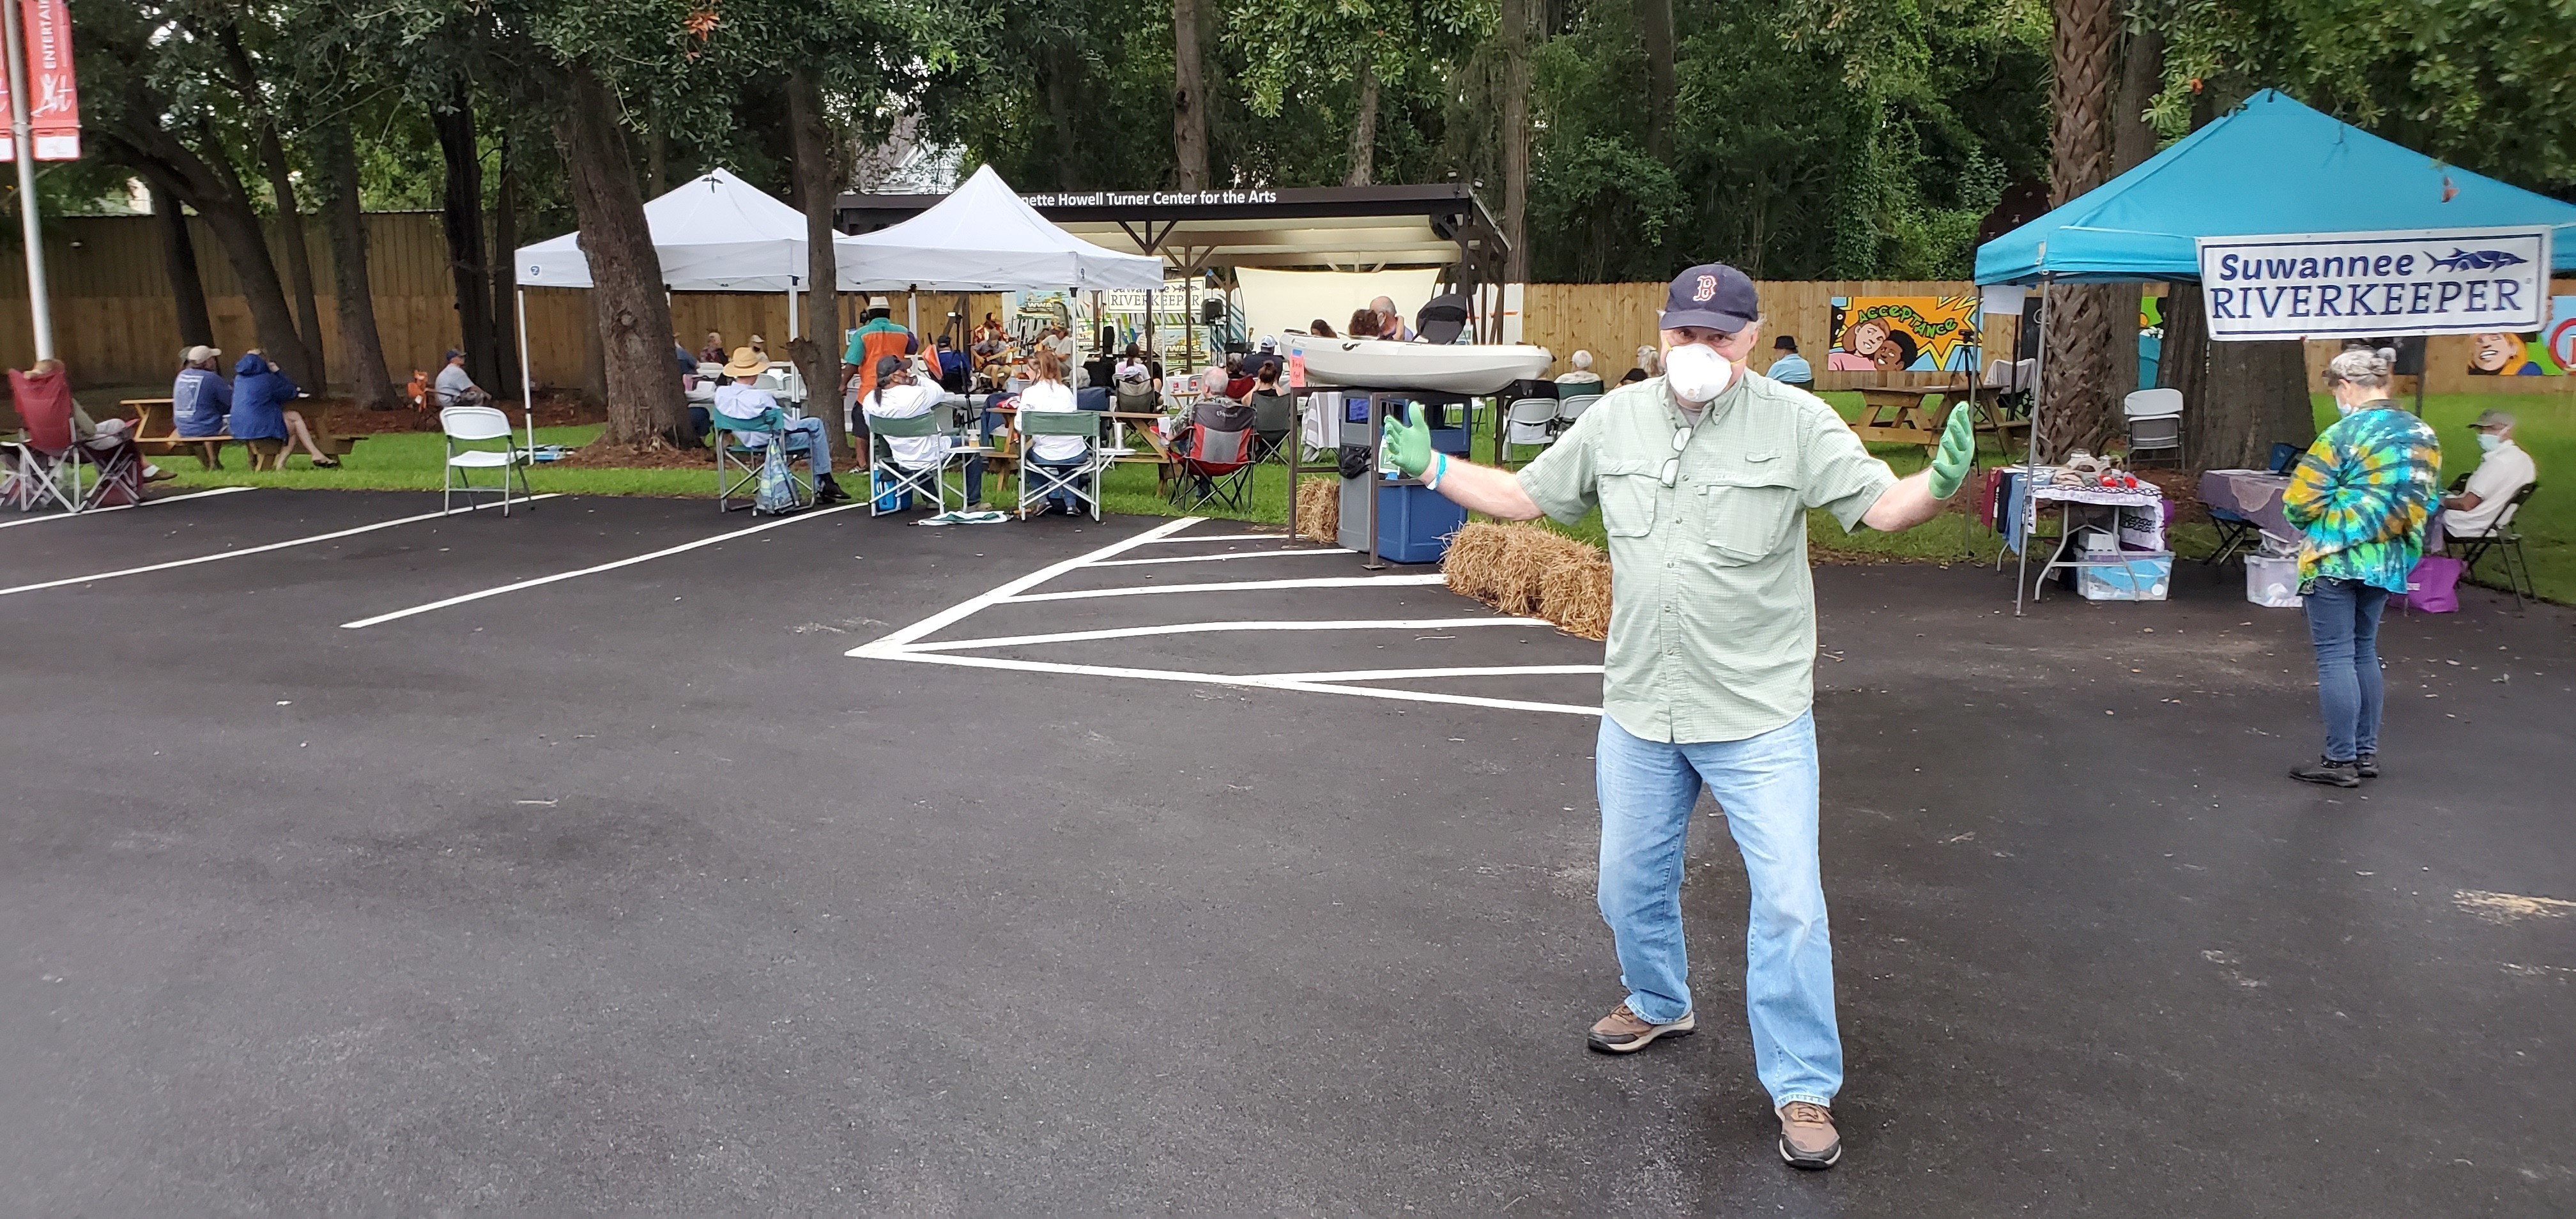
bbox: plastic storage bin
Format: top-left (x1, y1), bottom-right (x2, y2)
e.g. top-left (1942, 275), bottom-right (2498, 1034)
top-left (2076, 551), bottom-right (2172, 601)
top-left (2245, 553), bottom-right (2303, 607)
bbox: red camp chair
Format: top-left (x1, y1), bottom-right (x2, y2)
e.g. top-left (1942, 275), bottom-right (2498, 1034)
top-left (4, 368), bottom-right (139, 512)
top-left (1169, 423), bottom-right (1257, 514)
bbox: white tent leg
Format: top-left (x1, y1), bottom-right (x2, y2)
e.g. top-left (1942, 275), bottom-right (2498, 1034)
top-left (907, 290), bottom-right (918, 336)
top-left (516, 288), bottom-right (535, 456)
top-left (786, 284), bottom-right (799, 342)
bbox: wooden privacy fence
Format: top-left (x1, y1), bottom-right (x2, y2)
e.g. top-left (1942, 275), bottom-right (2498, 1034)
top-left (0, 211), bottom-right (997, 394)
top-left (7, 213), bottom-right (2565, 399)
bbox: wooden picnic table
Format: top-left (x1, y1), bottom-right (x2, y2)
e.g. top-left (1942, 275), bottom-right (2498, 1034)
top-left (1849, 383), bottom-right (2029, 456)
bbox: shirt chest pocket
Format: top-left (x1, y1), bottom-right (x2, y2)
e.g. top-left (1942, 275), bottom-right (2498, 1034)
top-left (1597, 462), bottom-right (1662, 538)
top-left (1698, 452), bottom-right (1800, 565)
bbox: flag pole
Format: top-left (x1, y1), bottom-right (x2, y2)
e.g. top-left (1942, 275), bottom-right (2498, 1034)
top-left (4, 0), bottom-right (52, 360)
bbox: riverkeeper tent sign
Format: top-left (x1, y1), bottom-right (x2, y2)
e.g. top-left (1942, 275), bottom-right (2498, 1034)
top-left (2196, 227), bottom-right (2552, 341)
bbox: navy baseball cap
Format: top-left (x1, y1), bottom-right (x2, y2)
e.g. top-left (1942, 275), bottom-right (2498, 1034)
top-left (1659, 263), bottom-right (1758, 333)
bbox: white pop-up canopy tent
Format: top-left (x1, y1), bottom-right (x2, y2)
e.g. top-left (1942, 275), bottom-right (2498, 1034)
top-left (838, 165), bottom-right (1165, 292)
top-left (510, 168), bottom-right (869, 447)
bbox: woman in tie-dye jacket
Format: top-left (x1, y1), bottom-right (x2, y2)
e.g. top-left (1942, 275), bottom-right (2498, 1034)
top-left (2280, 349), bottom-right (2440, 788)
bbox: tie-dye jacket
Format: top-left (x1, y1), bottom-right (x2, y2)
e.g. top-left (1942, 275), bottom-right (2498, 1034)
top-left (2281, 402), bottom-right (2440, 594)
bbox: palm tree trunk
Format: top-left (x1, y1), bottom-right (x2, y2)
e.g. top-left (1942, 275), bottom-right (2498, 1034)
top-left (553, 65), bottom-right (689, 447)
top-left (314, 119), bottom-right (396, 410)
top-left (2038, 0), bottom-right (2121, 460)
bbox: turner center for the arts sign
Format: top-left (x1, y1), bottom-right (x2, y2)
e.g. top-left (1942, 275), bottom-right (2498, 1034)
top-left (2196, 227), bottom-right (2552, 340)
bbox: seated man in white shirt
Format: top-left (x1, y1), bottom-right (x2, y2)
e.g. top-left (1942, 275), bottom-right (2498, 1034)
top-left (862, 355), bottom-right (985, 508)
top-left (1553, 349), bottom-right (1605, 392)
top-left (712, 346), bottom-right (847, 503)
top-left (2441, 409), bottom-right (2536, 539)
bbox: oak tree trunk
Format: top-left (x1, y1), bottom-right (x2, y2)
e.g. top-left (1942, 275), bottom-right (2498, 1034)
top-left (153, 189), bottom-right (214, 349)
top-left (554, 65), bottom-right (689, 447)
top-left (2038, 0), bottom-right (2121, 461)
top-left (489, 134), bottom-right (521, 401)
top-left (252, 125), bottom-right (326, 390)
top-left (1172, 0), bottom-right (1209, 189)
top-left (1345, 51), bottom-right (1379, 187)
top-left (314, 119), bottom-right (397, 410)
top-left (787, 66), bottom-right (850, 460)
top-left (433, 83), bottom-right (500, 393)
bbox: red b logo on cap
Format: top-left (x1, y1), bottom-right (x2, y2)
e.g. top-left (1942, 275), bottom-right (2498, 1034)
top-left (1692, 275), bottom-right (1717, 302)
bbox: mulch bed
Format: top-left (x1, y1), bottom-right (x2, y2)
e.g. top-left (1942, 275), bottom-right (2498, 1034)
top-left (552, 440), bottom-right (716, 470)
top-left (312, 392), bottom-right (605, 436)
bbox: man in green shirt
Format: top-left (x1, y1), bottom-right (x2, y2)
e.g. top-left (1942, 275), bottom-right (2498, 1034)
top-left (1383, 263), bottom-right (1975, 1170)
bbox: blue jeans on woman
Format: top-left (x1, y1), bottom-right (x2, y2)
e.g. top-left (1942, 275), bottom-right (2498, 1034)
top-left (2303, 576), bottom-right (2388, 762)
top-left (1595, 710), bottom-right (1840, 1110)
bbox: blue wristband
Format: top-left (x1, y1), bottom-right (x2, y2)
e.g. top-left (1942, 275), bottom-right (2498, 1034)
top-left (1426, 452), bottom-right (1449, 489)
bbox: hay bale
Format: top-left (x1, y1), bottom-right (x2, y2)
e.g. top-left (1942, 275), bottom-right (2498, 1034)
top-left (1538, 553), bottom-right (1614, 640)
top-left (1294, 477), bottom-right (1338, 544)
top-left (1440, 521), bottom-right (1515, 602)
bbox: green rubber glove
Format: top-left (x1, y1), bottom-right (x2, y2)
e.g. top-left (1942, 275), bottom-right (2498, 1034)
top-left (1381, 402), bottom-right (1433, 478)
top-left (1926, 404), bottom-right (1977, 500)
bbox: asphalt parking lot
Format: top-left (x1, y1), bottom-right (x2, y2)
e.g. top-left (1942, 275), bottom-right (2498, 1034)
top-left (3, 488), bottom-right (2570, 1215)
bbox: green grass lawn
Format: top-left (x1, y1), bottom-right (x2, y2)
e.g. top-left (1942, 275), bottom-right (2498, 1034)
top-left (157, 392), bottom-right (2570, 601)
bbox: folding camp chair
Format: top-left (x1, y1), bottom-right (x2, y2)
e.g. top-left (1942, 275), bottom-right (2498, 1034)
top-left (713, 411), bottom-right (815, 515)
top-left (6, 369), bottom-right (141, 513)
top-left (1556, 392), bottom-right (1601, 429)
top-left (1169, 423), bottom-right (1257, 513)
top-left (1016, 409), bottom-right (1104, 520)
top-left (1, 434), bottom-right (75, 512)
top-left (1248, 389), bottom-right (1294, 461)
top-left (864, 410), bottom-right (960, 516)
top-left (441, 405), bottom-right (533, 515)
top-left (1503, 394), bottom-right (1560, 465)
top-left (2446, 480), bottom-right (2539, 608)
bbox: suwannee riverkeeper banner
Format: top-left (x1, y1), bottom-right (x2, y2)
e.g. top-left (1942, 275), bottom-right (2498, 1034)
top-left (2196, 227), bottom-right (2551, 341)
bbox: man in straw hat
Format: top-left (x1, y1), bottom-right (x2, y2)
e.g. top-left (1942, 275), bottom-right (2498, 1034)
top-left (1380, 263), bottom-right (1977, 1171)
top-left (716, 346), bottom-right (848, 504)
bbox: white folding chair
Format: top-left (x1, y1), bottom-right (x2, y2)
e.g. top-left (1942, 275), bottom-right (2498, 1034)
top-left (2123, 388), bottom-right (2185, 466)
top-left (863, 410), bottom-right (956, 516)
top-left (1016, 409), bottom-right (1104, 520)
top-left (441, 405), bottom-right (533, 514)
top-left (1503, 395), bottom-right (1560, 464)
top-left (1556, 393), bottom-right (1601, 428)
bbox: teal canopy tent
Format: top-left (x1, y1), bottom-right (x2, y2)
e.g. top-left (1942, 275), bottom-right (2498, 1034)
top-left (1976, 89), bottom-right (2576, 286)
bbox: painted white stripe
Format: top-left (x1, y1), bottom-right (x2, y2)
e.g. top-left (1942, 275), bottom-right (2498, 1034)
top-left (853, 515), bottom-right (1206, 652)
top-left (880, 617), bottom-right (1550, 655)
top-left (339, 501), bottom-right (864, 629)
top-left (868, 648), bottom-right (1602, 716)
top-left (0, 484), bottom-right (253, 528)
top-left (1254, 664), bottom-right (1604, 682)
top-left (1004, 573), bottom-right (1448, 603)
top-left (0, 494), bottom-right (562, 598)
top-left (1131, 532), bottom-right (1286, 544)
top-left (1089, 547), bottom-right (1354, 567)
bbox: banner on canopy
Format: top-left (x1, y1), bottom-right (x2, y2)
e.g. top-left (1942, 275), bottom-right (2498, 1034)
top-left (2196, 227), bottom-right (2552, 341)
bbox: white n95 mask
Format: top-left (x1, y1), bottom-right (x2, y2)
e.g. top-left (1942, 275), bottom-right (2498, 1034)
top-left (1663, 342), bottom-right (1735, 403)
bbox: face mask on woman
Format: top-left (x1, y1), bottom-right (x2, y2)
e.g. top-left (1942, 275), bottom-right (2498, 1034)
top-left (1662, 342), bottom-right (1736, 403)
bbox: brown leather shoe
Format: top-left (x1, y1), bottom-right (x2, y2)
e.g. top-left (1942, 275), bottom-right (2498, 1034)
top-left (1777, 1101), bottom-right (1841, 1169)
top-left (1585, 1002), bottom-right (1694, 1054)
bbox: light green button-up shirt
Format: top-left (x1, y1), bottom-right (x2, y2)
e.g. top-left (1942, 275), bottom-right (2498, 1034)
top-left (1514, 372), bottom-right (1897, 743)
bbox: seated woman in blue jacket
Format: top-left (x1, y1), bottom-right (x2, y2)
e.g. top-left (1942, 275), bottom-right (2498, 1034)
top-left (229, 351), bottom-right (340, 468)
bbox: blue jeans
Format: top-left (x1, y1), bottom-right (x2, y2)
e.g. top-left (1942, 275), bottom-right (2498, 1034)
top-left (742, 417), bottom-right (832, 479)
top-left (1025, 457), bottom-right (1091, 512)
top-left (2303, 577), bottom-right (2388, 762)
top-left (1596, 710), bottom-right (1839, 1109)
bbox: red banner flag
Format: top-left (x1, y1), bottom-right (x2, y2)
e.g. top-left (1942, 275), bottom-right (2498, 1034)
top-left (18, 0), bottom-right (75, 160)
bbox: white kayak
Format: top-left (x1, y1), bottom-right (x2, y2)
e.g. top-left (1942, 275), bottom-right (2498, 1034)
top-left (1287, 336), bottom-right (1554, 395)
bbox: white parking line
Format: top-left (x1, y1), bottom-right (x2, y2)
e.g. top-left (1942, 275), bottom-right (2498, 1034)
top-left (0, 485), bottom-right (253, 529)
top-left (896, 617), bottom-right (1549, 653)
top-left (854, 515), bottom-right (1206, 653)
top-left (340, 501), bottom-right (864, 629)
top-left (1089, 548), bottom-right (1353, 567)
top-left (871, 648), bottom-right (1601, 716)
top-left (1002, 573), bottom-right (1447, 603)
top-left (0, 494), bottom-right (561, 598)
top-left (1254, 664), bottom-right (1605, 682)
top-left (1130, 532), bottom-right (1284, 544)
